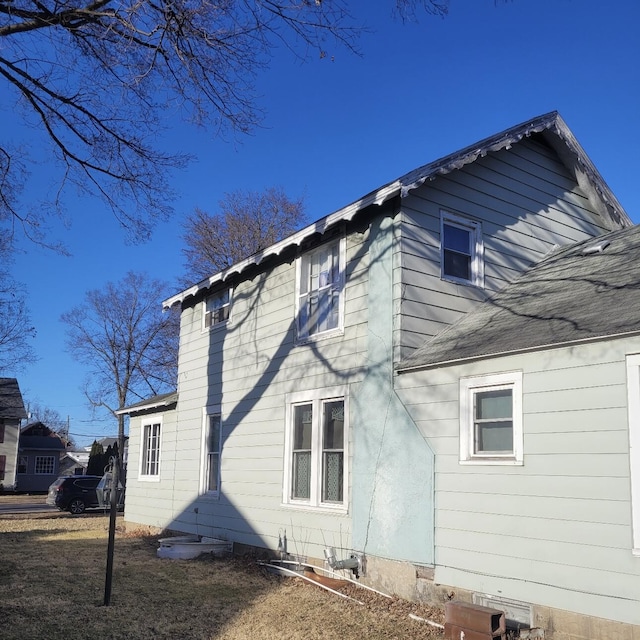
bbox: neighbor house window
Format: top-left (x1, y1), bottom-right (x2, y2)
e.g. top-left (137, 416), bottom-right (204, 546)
top-left (0, 422), bottom-right (4, 443)
top-left (35, 456), bottom-right (55, 474)
top-left (204, 288), bottom-right (231, 329)
top-left (441, 211), bottom-right (483, 286)
top-left (284, 387), bottom-right (348, 509)
top-left (626, 354), bottom-right (640, 555)
top-left (17, 455), bottom-right (27, 474)
top-left (0, 455), bottom-right (5, 481)
top-left (296, 238), bottom-right (345, 341)
top-left (460, 372), bottom-right (523, 465)
top-left (140, 420), bottom-right (161, 479)
top-left (201, 409), bottom-right (222, 496)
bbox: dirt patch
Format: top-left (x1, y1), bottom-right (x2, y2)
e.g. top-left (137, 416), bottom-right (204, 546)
top-left (0, 513), bottom-right (444, 639)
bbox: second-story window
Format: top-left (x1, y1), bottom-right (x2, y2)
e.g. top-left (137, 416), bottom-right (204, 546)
top-left (204, 288), bottom-right (231, 329)
top-left (297, 238), bottom-right (345, 340)
top-left (441, 211), bottom-right (483, 287)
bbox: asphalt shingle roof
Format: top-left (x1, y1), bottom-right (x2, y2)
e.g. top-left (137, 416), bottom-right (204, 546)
top-left (0, 378), bottom-right (27, 420)
top-left (398, 224), bottom-right (640, 371)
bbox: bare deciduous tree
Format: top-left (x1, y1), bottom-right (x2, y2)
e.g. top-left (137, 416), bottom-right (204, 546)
top-left (0, 269), bottom-right (36, 373)
top-left (61, 271), bottom-right (179, 464)
top-left (23, 401), bottom-right (74, 446)
top-left (0, 1), bottom-right (448, 248)
top-left (183, 186), bottom-right (307, 280)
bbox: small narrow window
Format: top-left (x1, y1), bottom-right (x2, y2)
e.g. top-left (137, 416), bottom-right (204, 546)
top-left (441, 211), bottom-right (483, 287)
top-left (140, 421), bottom-right (161, 478)
top-left (204, 288), bottom-right (231, 329)
top-left (202, 413), bottom-right (222, 495)
top-left (0, 455), bottom-right (5, 481)
top-left (460, 372), bottom-right (522, 465)
top-left (17, 455), bottom-right (27, 474)
top-left (0, 422), bottom-right (5, 443)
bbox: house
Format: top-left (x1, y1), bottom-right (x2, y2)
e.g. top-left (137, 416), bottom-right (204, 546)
top-left (59, 450), bottom-right (90, 476)
top-left (17, 422), bottom-right (66, 492)
top-left (121, 112), bottom-right (637, 638)
top-left (395, 224), bottom-right (640, 633)
top-left (0, 378), bottom-right (28, 491)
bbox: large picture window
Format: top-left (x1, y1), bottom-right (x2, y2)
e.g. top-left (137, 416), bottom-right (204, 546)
top-left (285, 387), bottom-right (347, 509)
top-left (140, 420), bottom-right (161, 479)
top-left (441, 211), bottom-right (483, 287)
top-left (296, 238), bottom-right (345, 341)
top-left (460, 372), bottom-right (523, 465)
top-left (35, 456), bottom-right (55, 474)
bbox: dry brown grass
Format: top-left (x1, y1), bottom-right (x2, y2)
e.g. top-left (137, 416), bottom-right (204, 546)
top-left (0, 512), bottom-right (444, 640)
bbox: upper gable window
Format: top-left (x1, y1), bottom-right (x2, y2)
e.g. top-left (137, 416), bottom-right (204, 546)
top-left (296, 238), bottom-right (345, 341)
top-left (441, 211), bottom-right (483, 287)
top-left (204, 288), bottom-right (231, 330)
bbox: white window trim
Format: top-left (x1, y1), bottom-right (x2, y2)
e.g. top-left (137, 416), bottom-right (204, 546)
top-left (440, 210), bottom-right (484, 287)
top-left (295, 237), bottom-right (346, 343)
top-left (625, 354), bottom-right (640, 556)
top-left (139, 417), bottom-right (162, 482)
top-left (202, 287), bottom-right (232, 332)
top-left (283, 385), bottom-right (349, 512)
top-left (200, 405), bottom-right (222, 498)
top-left (460, 371), bottom-right (523, 466)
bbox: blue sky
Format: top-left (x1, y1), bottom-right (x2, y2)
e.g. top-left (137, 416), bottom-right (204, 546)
top-left (6, 0), bottom-right (640, 447)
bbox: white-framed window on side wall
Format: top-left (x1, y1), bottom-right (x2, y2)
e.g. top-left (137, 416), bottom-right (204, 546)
top-left (625, 354), bottom-right (640, 555)
top-left (140, 419), bottom-right (162, 480)
top-left (201, 407), bottom-right (222, 497)
top-left (460, 371), bottom-right (523, 465)
top-left (440, 211), bottom-right (484, 287)
top-left (296, 237), bottom-right (345, 342)
top-left (203, 287), bottom-right (231, 330)
top-left (283, 386), bottom-right (348, 510)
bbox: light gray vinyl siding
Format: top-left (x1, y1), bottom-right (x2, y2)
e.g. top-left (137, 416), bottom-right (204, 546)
top-left (395, 335), bottom-right (640, 626)
top-left (394, 138), bottom-right (609, 361)
top-left (126, 231), bottom-right (369, 559)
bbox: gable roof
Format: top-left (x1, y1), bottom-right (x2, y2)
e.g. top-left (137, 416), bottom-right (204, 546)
top-left (398, 224), bottom-right (640, 372)
top-left (20, 422), bottom-right (66, 451)
top-left (0, 377), bottom-right (28, 421)
top-left (164, 111), bottom-right (631, 310)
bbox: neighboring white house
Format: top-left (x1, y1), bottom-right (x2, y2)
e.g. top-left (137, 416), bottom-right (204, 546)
top-left (0, 378), bottom-right (28, 491)
top-left (121, 112), bottom-right (637, 638)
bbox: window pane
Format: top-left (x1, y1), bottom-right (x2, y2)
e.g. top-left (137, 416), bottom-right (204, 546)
top-left (476, 389), bottom-right (512, 420)
top-left (294, 405), bottom-right (312, 449)
top-left (208, 416), bottom-right (221, 451)
top-left (476, 422), bottom-right (513, 452)
top-left (207, 453), bottom-right (219, 492)
top-left (323, 401), bottom-right (344, 449)
top-left (443, 224), bottom-right (471, 253)
top-left (322, 451), bottom-right (344, 502)
top-left (444, 250), bottom-right (471, 280)
top-left (292, 451), bottom-right (311, 499)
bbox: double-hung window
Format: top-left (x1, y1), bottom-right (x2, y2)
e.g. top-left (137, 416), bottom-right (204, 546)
top-left (296, 238), bottom-right (345, 341)
top-left (201, 409), bottom-right (222, 496)
top-left (441, 211), bottom-right (483, 287)
top-left (140, 420), bottom-right (161, 479)
top-left (460, 372), bottom-right (523, 465)
top-left (285, 387), bottom-right (348, 509)
top-left (204, 288), bottom-right (231, 329)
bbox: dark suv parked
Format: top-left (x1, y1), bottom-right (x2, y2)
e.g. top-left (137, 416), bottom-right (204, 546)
top-left (46, 475), bottom-right (103, 514)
